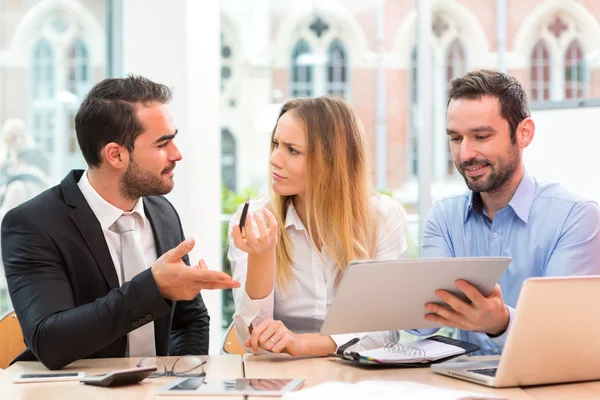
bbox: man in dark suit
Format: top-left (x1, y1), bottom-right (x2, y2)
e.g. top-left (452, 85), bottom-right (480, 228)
top-left (1, 75), bottom-right (240, 370)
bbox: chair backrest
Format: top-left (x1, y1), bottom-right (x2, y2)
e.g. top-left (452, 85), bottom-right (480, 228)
top-left (0, 310), bottom-right (26, 369)
top-left (221, 321), bottom-right (247, 355)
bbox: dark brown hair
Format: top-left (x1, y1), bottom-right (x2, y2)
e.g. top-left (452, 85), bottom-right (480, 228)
top-left (75, 74), bottom-right (172, 167)
top-left (448, 69), bottom-right (530, 143)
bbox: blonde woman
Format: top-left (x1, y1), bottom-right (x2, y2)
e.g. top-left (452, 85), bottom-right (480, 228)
top-left (228, 97), bottom-right (407, 356)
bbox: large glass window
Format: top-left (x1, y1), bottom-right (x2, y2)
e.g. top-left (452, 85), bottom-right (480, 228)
top-left (530, 40), bottom-right (552, 102)
top-left (445, 39), bottom-right (466, 176)
top-left (0, 1), bottom-right (108, 316)
top-left (221, 128), bottom-right (236, 192)
top-left (290, 39), bottom-right (314, 98)
top-left (326, 40), bottom-right (348, 98)
top-left (31, 38), bottom-right (56, 153)
top-left (564, 40), bottom-right (585, 99)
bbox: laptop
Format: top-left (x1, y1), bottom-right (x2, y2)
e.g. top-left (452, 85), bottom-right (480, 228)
top-left (320, 257), bottom-right (511, 335)
top-left (432, 275), bottom-right (600, 387)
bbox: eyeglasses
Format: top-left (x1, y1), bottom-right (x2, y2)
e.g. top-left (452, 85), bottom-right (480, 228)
top-left (136, 356), bottom-right (207, 378)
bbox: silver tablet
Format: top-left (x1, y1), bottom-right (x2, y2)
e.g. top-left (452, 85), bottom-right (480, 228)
top-left (156, 377), bottom-right (305, 396)
top-left (320, 257), bottom-right (511, 335)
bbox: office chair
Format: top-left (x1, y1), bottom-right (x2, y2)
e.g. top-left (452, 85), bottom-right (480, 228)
top-left (0, 310), bottom-right (26, 369)
top-left (221, 321), bottom-right (247, 355)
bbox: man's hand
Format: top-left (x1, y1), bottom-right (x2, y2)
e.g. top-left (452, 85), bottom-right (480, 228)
top-left (244, 318), bottom-right (304, 356)
top-left (152, 238), bottom-right (240, 300)
top-left (424, 281), bottom-right (509, 336)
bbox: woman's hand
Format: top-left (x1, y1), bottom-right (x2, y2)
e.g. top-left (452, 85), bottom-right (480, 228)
top-left (231, 209), bottom-right (278, 257)
top-left (244, 318), bottom-right (303, 356)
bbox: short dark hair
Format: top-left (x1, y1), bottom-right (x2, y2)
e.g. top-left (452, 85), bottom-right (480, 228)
top-left (448, 69), bottom-right (530, 143)
top-left (75, 74), bottom-right (172, 167)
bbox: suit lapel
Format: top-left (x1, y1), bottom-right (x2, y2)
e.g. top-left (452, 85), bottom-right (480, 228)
top-left (143, 198), bottom-right (169, 255)
top-left (63, 170), bottom-right (119, 289)
top-left (70, 208), bottom-right (120, 289)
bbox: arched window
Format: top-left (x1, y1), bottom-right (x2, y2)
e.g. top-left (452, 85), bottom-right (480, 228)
top-left (67, 38), bottom-right (90, 154)
top-left (530, 40), bottom-right (552, 102)
top-left (445, 39), bottom-right (466, 176)
top-left (446, 39), bottom-right (466, 84)
top-left (67, 38), bottom-right (89, 96)
top-left (290, 39), bottom-right (314, 98)
top-left (564, 40), bottom-right (585, 99)
top-left (221, 128), bottom-right (236, 192)
top-left (32, 38), bottom-right (55, 99)
top-left (31, 38), bottom-right (55, 152)
top-left (326, 40), bottom-right (347, 98)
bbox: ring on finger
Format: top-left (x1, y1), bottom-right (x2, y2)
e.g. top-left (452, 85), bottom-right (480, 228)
top-left (270, 338), bottom-right (277, 344)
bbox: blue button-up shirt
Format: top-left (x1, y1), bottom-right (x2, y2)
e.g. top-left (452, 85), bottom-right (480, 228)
top-left (413, 170), bottom-right (600, 355)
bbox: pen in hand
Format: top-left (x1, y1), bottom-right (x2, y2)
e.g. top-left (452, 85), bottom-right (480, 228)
top-left (239, 198), bottom-right (250, 231)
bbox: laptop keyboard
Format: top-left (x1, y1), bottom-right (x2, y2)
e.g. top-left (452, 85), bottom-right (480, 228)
top-left (468, 368), bottom-right (498, 377)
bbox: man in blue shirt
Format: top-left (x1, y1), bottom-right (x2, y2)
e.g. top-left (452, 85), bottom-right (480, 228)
top-left (417, 70), bottom-right (600, 355)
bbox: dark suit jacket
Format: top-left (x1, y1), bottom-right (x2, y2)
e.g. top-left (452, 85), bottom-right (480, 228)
top-left (1, 170), bottom-right (210, 370)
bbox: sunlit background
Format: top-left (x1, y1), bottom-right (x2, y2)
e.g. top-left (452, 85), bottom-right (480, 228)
top-left (1, 0), bottom-right (599, 353)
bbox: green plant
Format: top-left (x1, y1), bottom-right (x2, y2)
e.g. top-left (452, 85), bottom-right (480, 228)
top-left (376, 188), bottom-right (392, 197)
top-left (222, 187), bottom-right (259, 215)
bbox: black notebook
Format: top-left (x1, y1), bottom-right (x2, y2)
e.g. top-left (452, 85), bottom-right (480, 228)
top-left (336, 335), bottom-right (480, 367)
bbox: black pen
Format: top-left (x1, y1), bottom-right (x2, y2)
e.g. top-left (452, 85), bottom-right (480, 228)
top-left (239, 198), bottom-right (250, 230)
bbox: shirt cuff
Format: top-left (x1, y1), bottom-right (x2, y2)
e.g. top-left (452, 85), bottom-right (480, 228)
top-left (330, 333), bottom-right (366, 352)
top-left (487, 305), bottom-right (515, 349)
top-left (232, 288), bottom-right (274, 353)
top-left (330, 330), bottom-right (398, 353)
top-left (406, 328), bottom-right (440, 337)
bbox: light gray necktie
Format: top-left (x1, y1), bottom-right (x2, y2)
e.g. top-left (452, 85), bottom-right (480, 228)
top-left (115, 213), bottom-right (156, 357)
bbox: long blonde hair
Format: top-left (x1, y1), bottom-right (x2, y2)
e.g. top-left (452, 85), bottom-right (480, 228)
top-left (270, 97), bottom-right (378, 288)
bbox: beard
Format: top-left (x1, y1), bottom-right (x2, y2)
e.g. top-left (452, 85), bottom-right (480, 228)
top-left (120, 158), bottom-right (176, 200)
top-left (457, 144), bottom-right (520, 194)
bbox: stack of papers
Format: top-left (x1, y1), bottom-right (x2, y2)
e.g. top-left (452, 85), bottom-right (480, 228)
top-left (282, 381), bottom-right (505, 400)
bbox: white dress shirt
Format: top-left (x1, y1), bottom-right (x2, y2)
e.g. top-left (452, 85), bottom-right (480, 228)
top-left (77, 170), bottom-right (158, 355)
top-left (228, 193), bottom-right (408, 353)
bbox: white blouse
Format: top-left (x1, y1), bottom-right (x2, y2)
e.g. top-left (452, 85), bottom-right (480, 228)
top-left (228, 193), bottom-right (408, 353)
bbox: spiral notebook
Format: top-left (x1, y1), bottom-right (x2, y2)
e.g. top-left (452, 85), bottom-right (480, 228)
top-left (336, 335), bottom-right (480, 367)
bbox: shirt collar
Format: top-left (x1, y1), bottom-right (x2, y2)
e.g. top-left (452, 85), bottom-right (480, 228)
top-left (284, 200), bottom-right (306, 231)
top-left (465, 168), bottom-right (535, 224)
top-left (77, 169), bottom-right (147, 231)
top-left (507, 169), bottom-right (535, 223)
top-left (465, 191), bottom-right (485, 223)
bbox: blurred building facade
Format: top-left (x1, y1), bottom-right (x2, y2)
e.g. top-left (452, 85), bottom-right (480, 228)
top-left (219, 0), bottom-right (600, 211)
top-left (1, 0), bottom-right (600, 205)
top-left (0, 0), bottom-right (105, 184)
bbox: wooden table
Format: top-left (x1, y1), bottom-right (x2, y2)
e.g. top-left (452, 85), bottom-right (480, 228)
top-left (243, 353), bottom-right (533, 399)
top-left (2, 354), bottom-right (600, 399)
top-left (243, 353), bottom-right (600, 399)
top-left (0, 355), bottom-right (243, 399)
top-left (523, 381), bottom-right (600, 400)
